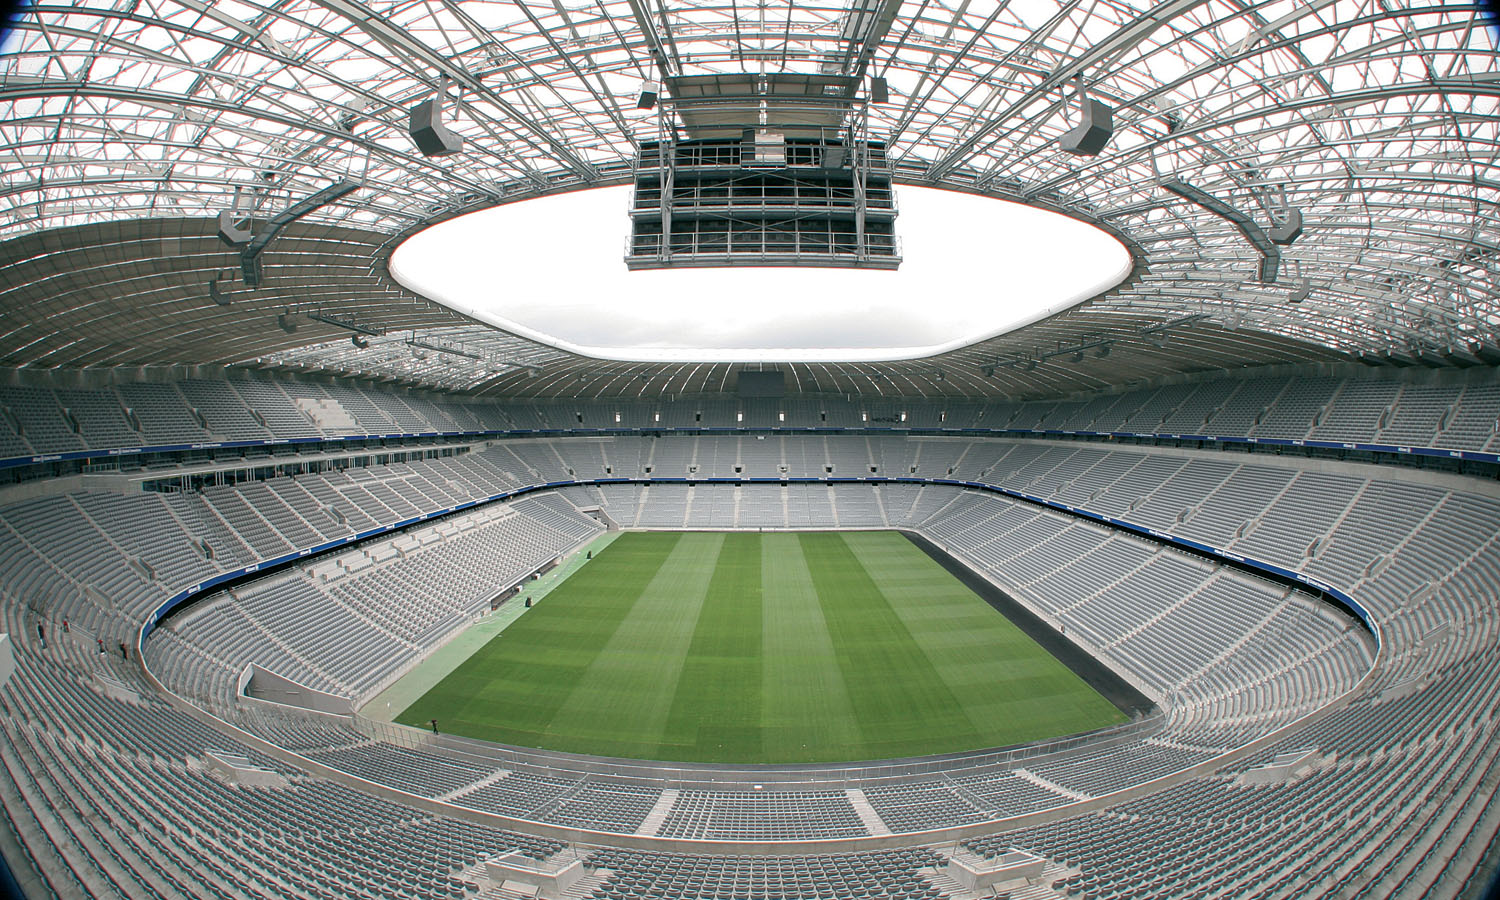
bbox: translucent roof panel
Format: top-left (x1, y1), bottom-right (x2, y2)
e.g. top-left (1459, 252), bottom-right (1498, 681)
top-left (1, 0), bottom-right (1497, 384)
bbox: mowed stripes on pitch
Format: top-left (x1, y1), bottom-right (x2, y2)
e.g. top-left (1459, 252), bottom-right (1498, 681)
top-left (398, 530), bottom-right (1125, 763)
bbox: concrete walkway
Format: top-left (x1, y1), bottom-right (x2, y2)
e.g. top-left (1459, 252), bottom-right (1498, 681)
top-left (361, 530), bottom-right (622, 723)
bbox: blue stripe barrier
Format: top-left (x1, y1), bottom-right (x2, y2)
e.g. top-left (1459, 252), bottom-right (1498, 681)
top-left (11, 424), bottom-right (1500, 473)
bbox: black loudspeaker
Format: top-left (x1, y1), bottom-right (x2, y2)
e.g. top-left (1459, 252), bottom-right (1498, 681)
top-left (870, 76), bottom-right (889, 104)
top-left (408, 96), bottom-right (463, 157)
top-left (1059, 97), bottom-right (1113, 156)
top-left (637, 82), bottom-right (659, 109)
top-left (1269, 208), bottom-right (1304, 246)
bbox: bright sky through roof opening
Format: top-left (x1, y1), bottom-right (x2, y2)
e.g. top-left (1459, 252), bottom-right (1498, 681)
top-left (392, 186), bottom-right (1130, 363)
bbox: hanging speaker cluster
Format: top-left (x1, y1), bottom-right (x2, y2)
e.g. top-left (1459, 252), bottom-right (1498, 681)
top-left (1059, 95), bottom-right (1114, 157)
top-left (408, 76), bottom-right (463, 157)
top-left (636, 81), bottom-right (660, 110)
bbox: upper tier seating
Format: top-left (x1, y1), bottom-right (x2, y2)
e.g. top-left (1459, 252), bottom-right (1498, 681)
top-left (4, 371), bottom-right (1500, 462)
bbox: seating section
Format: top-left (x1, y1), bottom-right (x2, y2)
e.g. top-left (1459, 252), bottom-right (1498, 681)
top-left (966, 646), bottom-right (1500, 899)
top-left (656, 791), bottom-right (868, 841)
top-left (458, 772), bottom-right (660, 833)
top-left (584, 848), bottom-right (947, 900)
top-left (0, 650), bottom-right (563, 900)
top-left (117, 382), bottom-right (214, 445)
top-left (301, 743), bottom-right (492, 797)
top-left (5, 372), bottom-right (1500, 466)
top-left (0, 420), bottom-right (1497, 898)
top-left (916, 496), bottom-right (1369, 752)
top-left (863, 775), bottom-right (1061, 833)
top-left (155, 498), bottom-right (603, 705)
top-left (0, 444), bottom-right (572, 636)
top-left (4, 385), bottom-right (85, 452)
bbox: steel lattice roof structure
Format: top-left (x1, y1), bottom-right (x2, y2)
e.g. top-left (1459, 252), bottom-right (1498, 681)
top-left (1, 0), bottom-right (1497, 398)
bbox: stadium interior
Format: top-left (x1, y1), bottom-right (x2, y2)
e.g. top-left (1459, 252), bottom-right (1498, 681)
top-left (1, 2), bottom-right (1499, 899)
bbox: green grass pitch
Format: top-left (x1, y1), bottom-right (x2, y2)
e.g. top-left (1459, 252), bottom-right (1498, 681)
top-left (398, 531), bottom-right (1126, 764)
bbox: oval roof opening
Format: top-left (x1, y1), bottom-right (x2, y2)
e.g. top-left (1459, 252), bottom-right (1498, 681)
top-left (392, 185), bottom-right (1131, 363)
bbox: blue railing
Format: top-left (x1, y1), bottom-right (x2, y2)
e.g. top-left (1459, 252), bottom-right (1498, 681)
top-left (12, 423), bottom-right (1499, 473)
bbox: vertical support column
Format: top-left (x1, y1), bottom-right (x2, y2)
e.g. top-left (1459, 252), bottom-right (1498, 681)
top-left (658, 108), bottom-right (674, 265)
top-left (853, 102), bottom-right (868, 261)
